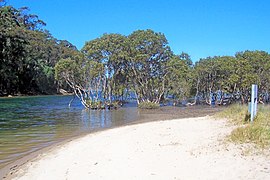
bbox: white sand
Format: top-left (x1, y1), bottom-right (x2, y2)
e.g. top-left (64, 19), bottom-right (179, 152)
top-left (11, 117), bottom-right (270, 180)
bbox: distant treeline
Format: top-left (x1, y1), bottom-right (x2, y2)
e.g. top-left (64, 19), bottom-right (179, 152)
top-left (193, 52), bottom-right (270, 104)
top-left (1, 3), bottom-right (270, 107)
top-left (0, 2), bottom-right (78, 95)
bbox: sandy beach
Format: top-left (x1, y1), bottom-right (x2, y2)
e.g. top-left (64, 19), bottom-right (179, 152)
top-left (4, 116), bottom-right (270, 180)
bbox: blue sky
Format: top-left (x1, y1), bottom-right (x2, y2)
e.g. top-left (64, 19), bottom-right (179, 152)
top-left (10, 0), bottom-right (270, 61)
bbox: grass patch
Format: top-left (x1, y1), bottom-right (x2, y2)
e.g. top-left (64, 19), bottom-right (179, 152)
top-left (138, 101), bottom-right (160, 109)
top-left (217, 104), bottom-right (270, 148)
top-left (215, 104), bottom-right (250, 124)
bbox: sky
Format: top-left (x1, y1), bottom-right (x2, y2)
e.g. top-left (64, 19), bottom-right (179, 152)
top-left (9, 0), bottom-right (270, 61)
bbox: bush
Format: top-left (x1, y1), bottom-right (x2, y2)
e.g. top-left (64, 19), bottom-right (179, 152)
top-left (85, 100), bottom-right (104, 109)
top-left (138, 101), bottom-right (160, 109)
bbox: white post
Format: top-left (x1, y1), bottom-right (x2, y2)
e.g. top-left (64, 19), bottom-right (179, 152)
top-left (250, 84), bottom-right (258, 122)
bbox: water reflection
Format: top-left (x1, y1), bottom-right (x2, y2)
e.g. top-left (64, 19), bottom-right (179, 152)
top-left (80, 106), bottom-right (139, 130)
top-left (0, 96), bottom-right (139, 169)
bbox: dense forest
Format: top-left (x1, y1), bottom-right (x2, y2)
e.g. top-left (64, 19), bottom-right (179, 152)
top-left (1, 2), bottom-right (270, 108)
top-left (0, 2), bottom-right (78, 95)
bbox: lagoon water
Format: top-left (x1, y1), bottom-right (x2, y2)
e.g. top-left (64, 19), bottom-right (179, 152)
top-left (0, 95), bottom-right (140, 169)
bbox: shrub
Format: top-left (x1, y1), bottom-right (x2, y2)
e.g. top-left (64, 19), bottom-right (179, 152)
top-left (138, 101), bottom-right (160, 109)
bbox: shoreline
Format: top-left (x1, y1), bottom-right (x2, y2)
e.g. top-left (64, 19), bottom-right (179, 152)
top-left (1, 116), bottom-right (210, 179)
top-left (0, 105), bottom-right (223, 174)
top-left (0, 111), bottom-right (206, 179)
top-left (0, 94), bottom-right (71, 99)
top-left (0, 114), bottom-right (214, 179)
top-left (2, 116), bottom-right (270, 179)
top-left (0, 115), bottom-right (182, 179)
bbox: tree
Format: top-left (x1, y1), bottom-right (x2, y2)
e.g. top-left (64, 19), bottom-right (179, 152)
top-left (0, 5), bottom-right (28, 95)
top-left (192, 56), bottom-right (237, 104)
top-left (127, 29), bottom-right (172, 104)
top-left (191, 51), bottom-right (270, 104)
top-left (0, 4), bottom-right (79, 95)
top-left (179, 52), bottom-right (193, 67)
top-left (55, 54), bottom-right (91, 108)
top-left (61, 30), bottom-right (174, 108)
top-left (82, 33), bottom-right (129, 102)
top-left (167, 55), bottom-right (192, 100)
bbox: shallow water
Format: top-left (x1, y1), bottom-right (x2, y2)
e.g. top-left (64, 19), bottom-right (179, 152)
top-left (0, 95), bottom-right (140, 169)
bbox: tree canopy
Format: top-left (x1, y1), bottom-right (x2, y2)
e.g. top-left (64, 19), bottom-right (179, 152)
top-left (2, 2), bottom-right (270, 108)
top-left (0, 3), bottom-right (78, 95)
top-left (193, 51), bottom-right (270, 104)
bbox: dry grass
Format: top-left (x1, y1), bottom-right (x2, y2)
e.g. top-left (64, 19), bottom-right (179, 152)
top-left (216, 104), bottom-right (270, 148)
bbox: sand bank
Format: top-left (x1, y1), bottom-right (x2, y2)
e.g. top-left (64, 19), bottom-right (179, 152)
top-left (6, 117), bottom-right (270, 179)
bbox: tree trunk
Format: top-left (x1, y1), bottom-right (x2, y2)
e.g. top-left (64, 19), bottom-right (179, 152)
top-left (68, 94), bottom-right (75, 107)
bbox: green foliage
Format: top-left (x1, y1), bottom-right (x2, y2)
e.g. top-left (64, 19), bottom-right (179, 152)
top-left (80, 30), bottom-right (174, 105)
top-left (55, 58), bottom-right (78, 82)
top-left (127, 29), bottom-right (172, 103)
top-left (82, 33), bottom-right (129, 102)
top-left (192, 51), bottom-right (270, 104)
top-left (0, 4), bottom-right (79, 96)
top-left (2, 3), bottom-right (270, 110)
top-left (179, 52), bottom-right (193, 67)
top-left (138, 101), bottom-right (160, 109)
top-left (85, 100), bottom-right (104, 109)
top-left (167, 55), bottom-right (192, 99)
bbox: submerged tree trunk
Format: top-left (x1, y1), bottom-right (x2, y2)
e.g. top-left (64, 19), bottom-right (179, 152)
top-left (68, 94), bottom-right (75, 107)
top-left (65, 79), bottom-right (89, 108)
